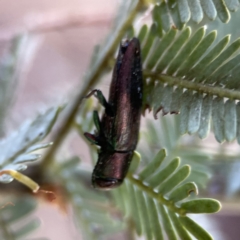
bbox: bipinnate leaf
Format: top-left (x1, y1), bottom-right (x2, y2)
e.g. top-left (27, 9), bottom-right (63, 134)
top-left (152, 0), bottom-right (233, 29)
top-left (55, 157), bottom-right (124, 240)
top-left (0, 197), bottom-right (41, 239)
top-left (110, 149), bottom-right (221, 240)
top-left (0, 35), bottom-right (33, 136)
top-left (141, 22), bottom-right (240, 144)
top-left (138, 116), bottom-right (211, 189)
top-left (0, 107), bottom-right (60, 183)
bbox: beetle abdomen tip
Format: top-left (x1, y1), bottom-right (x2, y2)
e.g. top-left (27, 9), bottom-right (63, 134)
top-left (92, 177), bottom-right (123, 190)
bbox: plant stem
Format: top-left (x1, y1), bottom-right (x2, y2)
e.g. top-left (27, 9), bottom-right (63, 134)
top-left (41, 1), bottom-right (144, 168)
top-left (144, 70), bottom-right (240, 100)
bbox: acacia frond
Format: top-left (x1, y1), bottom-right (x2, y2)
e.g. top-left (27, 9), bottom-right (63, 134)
top-left (140, 22), bottom-right (240, 143)
top-left (152, 0), bottom-right (236, 30)
top-left (0, 35), bottom-right (32, 137)
top-left (0, 197), bottom-right (41, 240)
top-left (112, 150), bottom-right (221, 240)
top-left (138, 115), bottom-right (211, 188)
top-left (0, 107), bottom-right (60, 185)
top-left (54, 157), bottom-right (125, 240)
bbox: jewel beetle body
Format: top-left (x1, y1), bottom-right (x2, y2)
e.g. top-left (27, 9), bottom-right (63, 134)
top-left (84, 38), bottom-right (142, 189)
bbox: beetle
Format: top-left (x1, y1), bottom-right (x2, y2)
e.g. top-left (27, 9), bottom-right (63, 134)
top-left (84, 38), bottom-right (142, 190)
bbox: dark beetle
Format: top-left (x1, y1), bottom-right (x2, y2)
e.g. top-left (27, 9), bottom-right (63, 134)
top-left (84, 38), bottom-right (142, 190)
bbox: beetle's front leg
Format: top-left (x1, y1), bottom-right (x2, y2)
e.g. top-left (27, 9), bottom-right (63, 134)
top-left (93, 110), bottom-right (101, 132)
top-left (84, 110), bottom-right (101, 145)
top-left (84, 132), bottom-right (99, 145)
top-left (85, 89), bottom-right (113, 115)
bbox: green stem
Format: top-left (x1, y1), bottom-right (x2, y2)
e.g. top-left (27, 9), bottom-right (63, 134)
top-left (144, 70), bottom-right (240, 100)
top-left (74, 122), bottom-right (98, 166)
top-left (41, 1), bottom-right (144, 168)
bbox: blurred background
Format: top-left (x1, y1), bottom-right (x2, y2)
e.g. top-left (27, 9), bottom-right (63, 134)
top-left (0, 1), bottom-right (117, 239)
top-left (1, 1), bottom-right (240, 240)
top-left (0, 0), bottom-right (117, 123)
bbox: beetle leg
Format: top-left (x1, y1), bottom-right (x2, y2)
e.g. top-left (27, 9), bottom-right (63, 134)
top-left (93, 110), bottom-right (101, 132)
top-left (85, 89), bottom-right (113, 115)
top-left (84, 132), bottom-right (99, 145)
top-left (85, 89), bottom-right (108, 107)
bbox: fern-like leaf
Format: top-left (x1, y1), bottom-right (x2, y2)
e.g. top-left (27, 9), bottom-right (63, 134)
top-left (141, 22), bottom-right (240, 143)
top-left (0, 197), bottom-right (42, 240)
top-left (54, 157), bottom-right (125, 240)
top-left (0, 107), bottom-right (60, 184)
top-left (152, 0), bottom-right (235, 29)
top-left (138, 115), bottom-right (211, 189)
top-left (112, 150), bottom-right (221, 240)
top-left (0, 35), bottom-right (33, 137)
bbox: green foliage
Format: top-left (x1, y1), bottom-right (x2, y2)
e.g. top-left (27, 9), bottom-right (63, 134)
top-left (75, 100), bottom-right (220, 239)
top-left (0, 107), bottom-right (60, 183)
top-left (111, 150), bottom-right (221, 240)
top-left (49, 149), bottom-right (220, 240)
top-left (2, 0), bottom-right (240, 239)
top-left (139, 115), bottom-right (211, 189)
top-left (140, 19), bottom-right (240, 143)
top-left (0, 197), bottom-right (44, 240)
top-left (53, 157), bottom-right (125, 240)
top-left (0, 35), bottom-right (31, 137)
top-left (0, 34), bottom-right (60, 186)
top-left (153, 0), bottom-right (237, 29)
